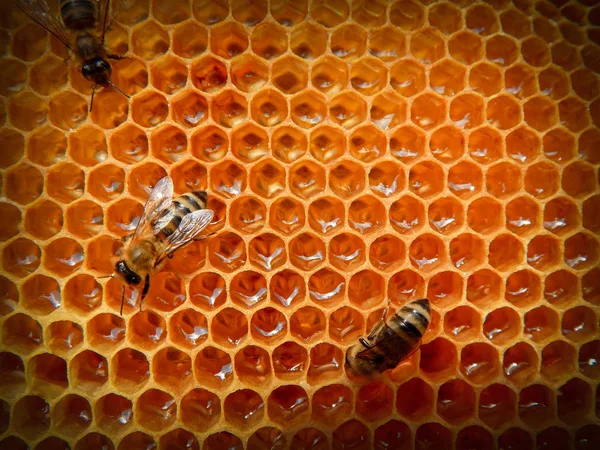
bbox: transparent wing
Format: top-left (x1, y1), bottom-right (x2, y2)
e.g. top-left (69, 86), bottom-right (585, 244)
top-left (155, 209), bottom-right (214, 265)
top-left (132, 176), bottom-right (174, 241)
top-left (16, 0), bottom-right (73, 50)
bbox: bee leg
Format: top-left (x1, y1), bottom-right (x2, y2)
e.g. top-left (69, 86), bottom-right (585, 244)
top-left (119, 285), bottom-right (125, 316)
top-left (358, 337), bottom-right (374, 349)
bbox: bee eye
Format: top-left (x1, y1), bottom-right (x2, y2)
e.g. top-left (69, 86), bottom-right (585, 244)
top-left (127, 274), bottom-right (141, 285)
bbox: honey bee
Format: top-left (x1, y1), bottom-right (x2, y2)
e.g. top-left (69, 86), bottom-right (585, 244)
top-left (113, 176), bottom-right (214, 315)
top-left (16, 0), bottom-right (129, 110)
top-left (346, 298), bottom-right (431, 376)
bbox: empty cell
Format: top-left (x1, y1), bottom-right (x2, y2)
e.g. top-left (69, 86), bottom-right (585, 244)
top-left (489, 234), bottom-right (524, 271)
top-left (483, 307), bottom-right (521, 345)
top-left (272, 341), bottom-right (308, 381)
top-left (409, 233), bottom-right (446, 272)
top-left (289, 232), bottom-right (325, 271)
top-left (543, 128), bottom-right (576, 164)
top-left (487, 95), bottom-right (522, 130)
top-left (369, 26), bottom-right (406, 62)
top-left (248, 427), bottom-right (286, 450)
top-left (128, 310), bottom-right (167, 349)
top-left (135, 389), bottom-right (176, 431)
top-left (272, 56), bottom-right (308, 95)
top-left (311, 57), bottom-right (347, 98)
top-left (538, 66), bottom-right (569, 100)
top-left (329, 160), bottom-right (365, 199)
top-left (142, 272), bottom-right (185, 312)
top-left (428, 2), bottom-right (461, 35)
top-left (13, 395), bottom-right (50, 440)
top-left (169, 309), bottom-right (207, 349)
top-left (370, 92), bottom-right (406, 131)
top-left (410, 28), bottom-right (445, 63)
top-left (308, 342), bottom-right (344, 384)
top-left (150, 124), bottom-right (187, 164)
top-left (470, 63), bottom-right (502, 97)
top-left (5, 163), bottom-right (43, 205)
top-left (289, 160), bottom-right (326, 200)
top-left (571, 67), bottom-right (599, 101)
top-left (437, 379), bottom-right (476, 425)
top-left (389, 195), bottom-right (425, 235)
top-left (460, 342), bottom-right (500, 384)
top-left (390, 60), bottom-right (426, 97)
top-left (498, 428), bottom-right (534, 450)
top-left (583, 268), bottom-right (600, 306)
top-left (110, 348), bottom-right (150, 395)
top-left (87, 313), bottom-right (126, 350)
top-left (53, 394), bottom-right (92, 437)
top-left (527, 235), bottom-right (561, 271)
top-left (525, 162), bottom-right (559, 199)
top-left (450, 233), bottom-right (486, 272)
top-left (544, 270), bottom-right (578, 306)
top-left (456, 427), bottom-right (494, 450)
top-left (203, 433), bottom-right (243, 450)
top-left (231, 54), bottom-right (269, 93)
top-left (194, 346), bottom-right (232, 389)
top-left (332, 419), bottom-right (370, 450)
top-left (330, 91), bottom-right (368, 128)
top-left (564, 232), bottom-right (598, 270)
top-left (312, 384), bottom-right (353, 425)
top-left (170, 91), bottom-right (208, 129)
top-left (268, 385), bottom-right (309, 426)
top-left (2, 237), bottom-right (40, 278)
top-left (369, 235), bottom-right (404, 272)
top-left (389, 0), bottom-right (424, 29)
top-left (290, 90), bottom-right (327, 129)
top-left (28, 353), bottom-right (68, 399)
top-left (420, 337), bottom-right (457, 382)
top-left (369, 161), bottom-right (404, 199)
top-left (444, 305), bottom-right (481, 342)
top-left (543, 197), bottom-right (579, 235)
top-left (9, 92), bottom-right (48, 132)
top-left (273, 126), bottom-right (308, 163)
top-left (449, 30), bottom-right (484, 65)
top-left (431, 60), bottom-right (467, 97)
top-left (269, 270), bottom-right (305, 309)
top-left (2, 313), bottom-right (43, 353)
top-left (348, 195), bottom-right (385, 235)
top-left (450, 93), bottom-right (485, 130)
top-left (26, 126), bottom-right (65, 167)
top-left (558, 378), bottom-right (592, 425)
top-left (180, 388), bottom-right (220, 433)
top-left (429, 197), bottom-right (464, 235)
top-left (327, 232), bottom-right (364, 271)
top-left (208, 231), bottom-right (246, 272)
top-left (229, 197), bottom-right (266, 234)
top-left (466, 4), bottom-right (498, 35)
top-left (411, 93), bottom-right (446, 130)
top-left (505, 65), bottom-right (537, 99)
top-left (350, 57), bottom-right (387, 96)
top-left (329, 306), bottom-right (363, 344)
top-left (189, 128), bottom-right (227, 164)
top-left (394, 378), bottom-right (433, 422)
top-left (248, 234), bottom-right (286, 272)
top-left (308, 268), bottom-right (345, 307)
top-left (329, 24), bottom-right (366, 60)
top-left (251, 308), bottom-right (287, 344)
top-left (211, 308), bottom-right (248, 347)
top-left (559, 97), bottom-right (589, 133)
top-left (224, 389), bottom-right (264, 428)
top-left (487, 35), bottom-right (518, 66)
top-left (415, 423), bottom-right (452, 450)
top-left (580, 130), bottom-right (600, 166)
top-left (503, 342), bottom-right (538, 386)
top-left (211, 90), bottom-right (248, 128)
top-left (467, 197), bottom-right (503, 235)
top-left (504, 128), bottom-right (540, 165)
top-left (523, 96), bottom-right (558, 132)
top-left (0, 128), bottom-right (23, 170)
top-left (521, 36), bottom-right (551, 67)
top-left (541, 340), bottom-right (577, 382)
top-left (388, 270), bottom-right (425, 305)
top-left (0, 351), bottom-right (26, 397)
top-left (562, 306), bottom-right (597, 343)
top-left (44, 237), bottom-right (84, 277)
top-left (356, 381), bottom-right (394, 423)
top-left (269, 197), bottom-right (305, 236)
top-left (575, 425), bottom-right (600, 450)
top-left (505, 270), bottom-right (542, 308)
top-left (110, 124), bottom-right (148, 164)
top-left (153, 347), bottom-right (192, 394)
top-left (409, 161), bottom-right (445, 198)
top-left (87, 164), bottom-right (125, 202)
top-left (349, 125), bottom-right (386, 162)
top-left (47, 321), bottom-right (84, 353)
top-left (536, 427), bottom-right (571, 450)
top-left (209, 20), bottom-right (248, 58)
top-left (95, 393), bottom-right (133, 433)
top-left (479, 384), bottom-right (517, 428)
top-left (249, 160), bottom-right (286, 199)
top-left (468, 126), bottom-right (503, 164)
top-left (308, 198), bottom-right (344, 236)
top-left (66, 200), bottom-right (104, 240)
top-left (251, 22), bottom-right (287, 60)
top-left (190, 56), bottom-right (227, 92)
top-left (430, 126), bottom-right (465, 163)
top-left (250, 89), bottom-right (287, 128)
top-left (172, 22), bottom-right (207, 58)
top-left (89, 89), bottom-right (129, 130)
top-left (70, 350), bottom-right (108, 391)
top-left (552, 42), bottom-right (581, 71)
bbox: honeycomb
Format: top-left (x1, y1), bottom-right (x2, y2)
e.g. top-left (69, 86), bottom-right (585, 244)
top-left (0, 0), bottom-right (599, 448)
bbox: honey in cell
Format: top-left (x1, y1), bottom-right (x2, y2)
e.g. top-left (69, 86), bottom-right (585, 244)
top-left (1, 0), bottom-right (600, 449)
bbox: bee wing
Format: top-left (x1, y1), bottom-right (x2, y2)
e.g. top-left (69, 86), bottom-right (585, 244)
top-left (155, 209), bottom-right (214, 266)
top-left (132, 176), bottom-right (174, 241)
top-left (16, 0), bottom-right (73, 50)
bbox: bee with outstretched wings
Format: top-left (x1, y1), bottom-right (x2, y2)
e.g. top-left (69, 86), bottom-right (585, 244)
top-left (16, 0), bottom-right (129, 109)
top-left (112, 177), bottom-right (214, 315)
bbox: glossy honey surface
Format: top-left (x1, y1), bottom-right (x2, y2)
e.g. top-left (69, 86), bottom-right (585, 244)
top-left (0, 0), bottom-right (599, 449)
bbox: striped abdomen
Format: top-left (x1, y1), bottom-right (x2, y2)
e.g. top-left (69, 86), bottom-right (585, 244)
top-left (387, 298), bottom-right (431, 346)
top-left (157, 191), bottom-right (208, 238)
top-left (60, 0), bottom-right (96, 31)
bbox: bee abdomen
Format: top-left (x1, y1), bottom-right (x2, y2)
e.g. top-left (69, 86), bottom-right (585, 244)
top-left (159, 191), bottom-right (208, 237)
top-left (60, 0), bottom-right (96, 31)
top-left (391, 298), bottom-right (431, 339)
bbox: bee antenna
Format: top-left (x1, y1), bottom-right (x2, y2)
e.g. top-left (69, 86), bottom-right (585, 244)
top-left (89, 83), bottom-right (97, 112)
top-left (108, 80), bottom-right (130, 99)
top-left (97, 274), bottom-right (114, 279)
top-left (120, 285), bottom-right (125, 316)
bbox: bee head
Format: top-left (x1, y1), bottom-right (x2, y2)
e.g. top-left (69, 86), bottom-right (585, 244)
top-left (115, 261), bottom-right (142, 285)
top-left (82, 58), bottom-right (112, 85)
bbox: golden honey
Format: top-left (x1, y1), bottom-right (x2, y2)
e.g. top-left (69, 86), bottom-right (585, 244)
top-left (0, 0), bottom-right (599, 448)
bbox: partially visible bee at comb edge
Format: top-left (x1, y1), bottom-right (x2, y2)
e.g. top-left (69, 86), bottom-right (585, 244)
top-left (15, 0), bottom-right (129, 110)
top-left (345, 298), bottom-right (431, 376)
top-left (103, 176), bottom-right (214, 316)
